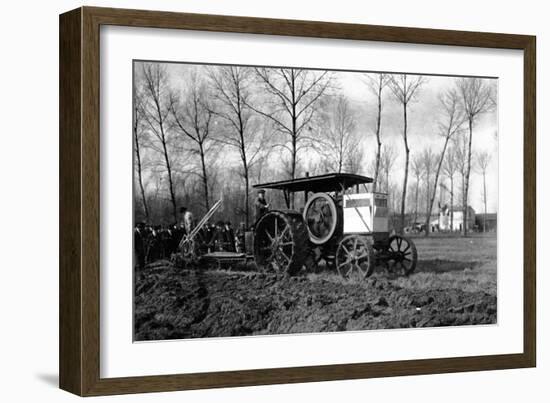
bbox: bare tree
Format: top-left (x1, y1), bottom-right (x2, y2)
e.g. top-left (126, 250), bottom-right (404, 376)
top-left (170, 71), bottom-right (214, 212)
top-left (252, 126), bottom-right (277, 184)
top-left (139, 63), bottom-right (178, 222)
top-left (454, 130), bottom-right (471, 232)
top-left (443, 146), bottom-right (458, 231)
top-left (207, 66), bottom-right (266, 227)
top-left (411, 153), bottom-right (424, 227)
top-left (346, 144), bottom-right (365, 175)
top-left (421, 147), bottom-right (436, 234)
top-left (457, 77), bottom-right (495, 236)
top-left (318, 95), bottom-right (361, 173)
top-left (133, 88), bottom-right (150, 221)
top-left (476, 150), bottom-right (492, 232)
top-left (249, 68), bottom-right (332, 206)
top-left (364, 73), bottom-right (390, 191)
top-left (379, 143), bottom-right (397, 194)
top-left (388, 74), bottom-right (427, 232)
top-left (424, 89), bottom-right (465, 236)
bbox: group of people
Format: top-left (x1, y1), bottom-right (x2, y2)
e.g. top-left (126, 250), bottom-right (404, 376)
top-left (134, 207), bottom-right (248, 269)
top-left (134, 190), bottom-right (271, 269)
top-left (196, 220), bottom-right (245, 254)
top-left (133, 221), bottom-right (185, 269)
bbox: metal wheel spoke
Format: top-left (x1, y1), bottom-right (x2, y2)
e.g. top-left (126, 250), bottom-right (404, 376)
top-left (277, 249), bottom-right (291, 264)
top-left (270, 260), bottom-right (280, 272)
top-left (338, 259), bottom-right (352, 269)
top-left (341, 244), bottom-right (351, 255)
top-left (356, 262), bottom-right (368, 275)
top-left (278, 225), bottom-right (290, 241)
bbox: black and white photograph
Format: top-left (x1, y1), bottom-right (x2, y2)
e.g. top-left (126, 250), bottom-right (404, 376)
top-left (132, 60), bottom-right (498, 341)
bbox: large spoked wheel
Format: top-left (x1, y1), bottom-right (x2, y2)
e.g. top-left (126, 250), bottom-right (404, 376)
top-left (254, 211), bottom-right (309, 275)
top-left (387, 235), bottom-right (418, 276)
top-left (335, 235), bottom-right (375, 279)
top-left (303, 193), bottom-right (339, 245)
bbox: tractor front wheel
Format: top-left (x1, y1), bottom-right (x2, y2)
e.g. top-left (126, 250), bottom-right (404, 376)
top-left (335, 235), bottom-right (375, 279)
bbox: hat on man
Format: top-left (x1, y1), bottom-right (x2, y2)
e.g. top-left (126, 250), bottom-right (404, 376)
top-left (179, 206), bottom-right (187, 213)
top-left (257, 189), bottom-right (266, 195)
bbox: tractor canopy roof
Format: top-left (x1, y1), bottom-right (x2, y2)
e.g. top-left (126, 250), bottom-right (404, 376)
top-left (254, 173), bottom-right (373, 194)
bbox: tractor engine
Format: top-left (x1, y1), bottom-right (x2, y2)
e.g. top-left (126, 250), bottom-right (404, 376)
top-left (343, 192), bottom-right (389, 234)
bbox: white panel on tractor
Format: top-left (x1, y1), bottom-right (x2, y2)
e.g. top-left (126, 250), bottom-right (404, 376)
top-left (343, 193), bottom-right (374, 234)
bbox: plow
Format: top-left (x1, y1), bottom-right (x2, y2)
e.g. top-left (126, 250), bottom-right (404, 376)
top-left (178, 198), bottom-right (223, 261)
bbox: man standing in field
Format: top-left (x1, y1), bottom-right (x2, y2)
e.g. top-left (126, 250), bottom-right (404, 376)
top-left (254, 189), bottom-right (269, 225)
top-left (179, 206), bottom-right (194, 235)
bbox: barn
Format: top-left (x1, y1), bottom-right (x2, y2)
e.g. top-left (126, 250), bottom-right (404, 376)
top-left (475, 213), bottom-right (498, 232)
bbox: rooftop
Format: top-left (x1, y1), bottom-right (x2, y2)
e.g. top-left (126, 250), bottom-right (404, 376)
top-left (253, 173), bottom-right (373, 193)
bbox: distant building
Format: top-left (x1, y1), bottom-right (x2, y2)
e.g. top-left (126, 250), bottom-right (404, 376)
top-left (475, 213), bottom-right (498, 232)
top-left (437, 205), bottom-right (476, 232)
top-left (403, 205), bottom-right (476, 233)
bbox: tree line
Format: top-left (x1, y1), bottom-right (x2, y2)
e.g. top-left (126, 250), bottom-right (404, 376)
top-left (134, 62), bottom-right (496, 235)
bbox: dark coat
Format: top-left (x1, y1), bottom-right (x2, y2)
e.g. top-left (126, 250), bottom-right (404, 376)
top-left (254, 198), bottom-right (268, 223)
top-left (134, 229), bottom-right (145, 269)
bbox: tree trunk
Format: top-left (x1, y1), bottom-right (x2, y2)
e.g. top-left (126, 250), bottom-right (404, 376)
top-left (290, 81), bottom-right (297, 209)
top-left (199, 143), bottom-right (210, 212)
top-left (483, 171), bottom-right (487, 232)
top-left (240, 139), bottom-right (250, 227)
top-left (400, 102), bottom-right (409, 233)
top-left (450, 175), bottom-right (454, 232)
top-left (413, 179), bottom-right (419, 227)
top-left (244, 167), bottom-right (250, 228)
top-left (462, 119), bottom-right (473, 236)
top-left (237, 108), bottom-right (250, 227)
top-left (134, 121), bottom-right (149, 221)
top-left (425, 173), bottom-right (430, 235)
top-left (373, 85), bottom-right (382, 193)
top-left (161, 139), bottom-right (177, 222)
top-left (135, 137), bottom-right (149, 221)
top-left (425, 136), bottom-right (451, 237)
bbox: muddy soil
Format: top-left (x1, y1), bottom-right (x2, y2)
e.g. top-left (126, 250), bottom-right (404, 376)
top-left (134, 262), bottom-right (497, 341)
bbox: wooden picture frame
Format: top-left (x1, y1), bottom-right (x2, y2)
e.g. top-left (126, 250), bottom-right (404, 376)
top-left (59, 6), bottom-right (536, 396)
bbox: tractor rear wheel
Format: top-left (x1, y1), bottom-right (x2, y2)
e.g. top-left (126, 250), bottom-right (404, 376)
top-left (335, 235), bottom-right (375, 279)
top-left (254, 211), bottom-right (309, 275)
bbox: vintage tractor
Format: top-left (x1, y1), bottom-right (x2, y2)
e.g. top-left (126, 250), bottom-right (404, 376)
top-left (252, 173), bottom-right (417, 278)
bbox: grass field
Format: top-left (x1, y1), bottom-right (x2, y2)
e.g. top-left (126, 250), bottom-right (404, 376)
top-left (306, 233), bottom-right (497, 295)
top-left (396, 233), bottom-right (497, 295)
